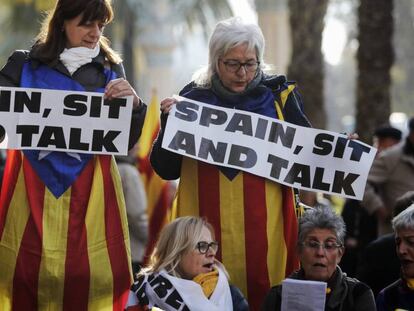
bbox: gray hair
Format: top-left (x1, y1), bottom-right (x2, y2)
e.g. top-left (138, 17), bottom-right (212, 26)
top-left (298, 206), bottom-right (346, 246)
top-left (193, 17), bottom-right (265, 87)
top-left (392, 203), bottom-right (414, 231)
top-left (140, 216), bottom-right (215, 278)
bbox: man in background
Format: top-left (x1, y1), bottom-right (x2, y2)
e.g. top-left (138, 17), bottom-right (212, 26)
top-left (363, 118), bottom-right (414, 236)
top-left (340, 124), bottom-right (402, 276)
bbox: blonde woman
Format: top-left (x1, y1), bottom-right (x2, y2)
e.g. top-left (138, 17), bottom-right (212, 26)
top-left (126, 216), bottom-right (248, 311)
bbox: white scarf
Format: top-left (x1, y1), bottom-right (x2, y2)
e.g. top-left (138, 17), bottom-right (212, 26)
top-left (126, 264), bottom-right (233, 311)
top-left (59, 45), bottom-right (100, 75)
top-left (43, 45), bottom-right (100, 161)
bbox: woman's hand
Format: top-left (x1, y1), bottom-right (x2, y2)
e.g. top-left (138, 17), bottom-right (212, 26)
top-left (342, 132), bottom-right (359, 140)
top-left (104, 78), bottom-right (141, 109)
top-left (347, 133), bottom-right (359, 140)
top-left (160, 97), bottom-right (177, 114)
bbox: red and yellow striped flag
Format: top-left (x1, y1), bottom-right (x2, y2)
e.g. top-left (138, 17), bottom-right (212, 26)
top-left (0, 151), bottom-right (132, 310)
top-left (171, 84), bottom-right (302, 310)
top-left (137, 91), bottom-right (173, 261)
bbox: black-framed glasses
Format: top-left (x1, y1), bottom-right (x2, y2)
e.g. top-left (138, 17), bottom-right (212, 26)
top-left (196, 241), bottom-right (219, 254)
top-left (221, 59), bottom-right (260, 73)
top-left (301, 240), bottom-right (342, 252)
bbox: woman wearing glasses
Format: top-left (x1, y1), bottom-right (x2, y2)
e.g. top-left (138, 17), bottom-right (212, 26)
top-left (126, 216), bottom-right (248, 311)
top-left (150, 16), bottom-right (310, 310)
top-left (262, 206), bottom-right (376, 310)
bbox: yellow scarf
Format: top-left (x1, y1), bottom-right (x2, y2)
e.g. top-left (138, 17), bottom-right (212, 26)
top-left (193, 269), bottom-right (219, 298)
top-left (406, 278), bottom-right (414, 290)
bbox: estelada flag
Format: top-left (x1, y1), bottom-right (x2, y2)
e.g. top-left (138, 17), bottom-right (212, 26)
top-left (0, 151), bottom-right (132, 310)
top-left (137, 91), bottom-right (173, 261)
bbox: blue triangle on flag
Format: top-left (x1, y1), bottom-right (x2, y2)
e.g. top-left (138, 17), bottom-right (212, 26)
top-left (23, 150), bottom-right (93, 198)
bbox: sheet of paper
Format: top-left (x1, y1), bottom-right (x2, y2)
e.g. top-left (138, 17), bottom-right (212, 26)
top-left (281, 278), bottom-right (326, 311)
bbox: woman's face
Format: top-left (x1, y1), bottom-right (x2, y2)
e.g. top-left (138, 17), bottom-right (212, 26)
top-left (217, 43), bottom-right (258, 93)
top-left (178, 226), bottom-right (217, 280)
top-left (299, 228), bottom-right (343, 282)
top-left (396, 228), bottom-right (414, 278)
top-left (63, 14), bottom-right (104, 49)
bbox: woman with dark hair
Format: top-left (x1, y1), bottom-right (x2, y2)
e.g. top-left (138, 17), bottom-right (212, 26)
top-left (0, 1), bottom-right (146, 310)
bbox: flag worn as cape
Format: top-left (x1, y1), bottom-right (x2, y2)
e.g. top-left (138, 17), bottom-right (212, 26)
top-left (0, 61), bottom-right (132, 310)
top-left (172, 82), bottom-right (302, 311)
top-left (137, 91), bottom-right (173, 261)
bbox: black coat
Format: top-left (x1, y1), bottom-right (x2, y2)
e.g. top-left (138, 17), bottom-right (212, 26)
top-left (356, 233), bottom-right (400, 296)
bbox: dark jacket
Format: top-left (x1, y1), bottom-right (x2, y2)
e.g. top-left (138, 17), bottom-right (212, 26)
top-left (0, 48), bottom-right (146, 150)
top-left (356, 233), bottom-right (400, 297)
top-left (230, 285), bottom-right (249, 311)
top-left (261, 267), bottom-right (376, 311)
top-left (376, 279), bottom-right (414, 311)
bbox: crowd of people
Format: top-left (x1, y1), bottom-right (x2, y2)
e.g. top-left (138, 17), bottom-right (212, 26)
top-left (0, 0), bottom-right (413, 310)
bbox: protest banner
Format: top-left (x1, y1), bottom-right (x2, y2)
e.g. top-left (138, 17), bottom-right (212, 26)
top-left (0, 86), bottom-right (132, 155)
top-left (162, 96), bottom-right (377, 200)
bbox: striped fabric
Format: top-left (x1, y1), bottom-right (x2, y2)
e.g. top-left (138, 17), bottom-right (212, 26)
top-left (0, 151), bottom-right (132, 310)
top-left (172, 85), bottom-right (300, 311)
top-left (137, 93), bottom-right (172, 261)
top-left (0, 56), bottom-right (133, 310)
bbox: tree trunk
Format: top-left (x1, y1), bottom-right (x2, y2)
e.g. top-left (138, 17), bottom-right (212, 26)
top-left (356, 0), bottom-right (393, 144)
top-left (391, 0), bottom-right (414, 115)
top-left (122, 8), bottom-right (136, 86)
top-left (288, 0), bottom-right (328, 130)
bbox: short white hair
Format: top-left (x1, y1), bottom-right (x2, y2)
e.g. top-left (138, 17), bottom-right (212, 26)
top-left (193, 17), bottom-right (265, 87)
top-left (393, 203), bottom-right (414, 231)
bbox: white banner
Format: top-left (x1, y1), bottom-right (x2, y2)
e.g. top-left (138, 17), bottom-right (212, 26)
top-left (162, 96), bottom-right (377, 200)
top-left (0, 86), bottom-right (133, 155)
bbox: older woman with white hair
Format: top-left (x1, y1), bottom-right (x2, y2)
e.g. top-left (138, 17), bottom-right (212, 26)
top-left (262, 206), bottom-right (376, 310)
top-left (125, 216), bottom-right (248, 311)
top-left (150, 16), bottom-right (311, 310)
top-left (376, 203), bottom-right (414, 310)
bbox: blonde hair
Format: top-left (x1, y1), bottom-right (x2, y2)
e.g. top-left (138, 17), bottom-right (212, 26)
top-left (141, 216), bottom-right (215, 278)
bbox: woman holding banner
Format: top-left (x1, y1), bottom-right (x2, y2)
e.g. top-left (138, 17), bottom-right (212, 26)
top-left (0, 0), bottom-right (146, 310)
top-left (150, 17), bottom-right (311, 310)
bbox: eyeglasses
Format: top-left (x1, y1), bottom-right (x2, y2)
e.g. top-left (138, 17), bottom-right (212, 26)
top-left (196, 241), bottom-right (219, 254)
top-left (301, 240), bottom-right (342, 252)
top-left (220, 59), bottom-right (260, 73)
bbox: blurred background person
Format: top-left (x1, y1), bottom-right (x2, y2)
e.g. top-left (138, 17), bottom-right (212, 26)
top-left (372, 125), bottom-right (403, 153)
top-left (363, 117), bottom-right (414, 236)
top-left (126, 216), bottom-right (248, 311)
top-left (150, 17), bottom-right (311, 310)
top-left (358, 191), bottom-right (414, 297)
top-left (0, 0), bottom-right (146, 309)
top-left (116, 143), bottom-right (149, 276)
top-left (340, 124), bottom-right (402, 277)
top-left (376, 201), bottom-right (414, 310)
top-left (262, 206), bottom-right (376, 311)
